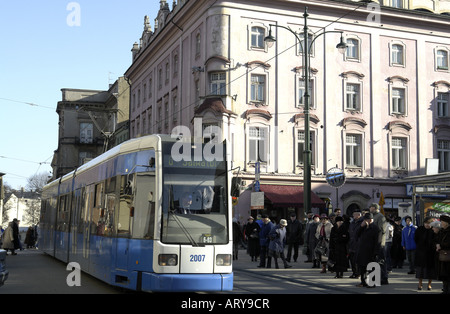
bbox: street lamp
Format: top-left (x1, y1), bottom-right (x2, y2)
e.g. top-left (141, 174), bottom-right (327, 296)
top-left (265, 7), bottom-right (346, 218)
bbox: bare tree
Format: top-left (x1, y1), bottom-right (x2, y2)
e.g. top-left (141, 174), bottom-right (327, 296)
top-left (26, 172), bottom-right (50, 194)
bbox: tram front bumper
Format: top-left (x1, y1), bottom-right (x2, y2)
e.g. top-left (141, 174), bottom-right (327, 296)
top-left (141, 272), bottom-right (233, 292)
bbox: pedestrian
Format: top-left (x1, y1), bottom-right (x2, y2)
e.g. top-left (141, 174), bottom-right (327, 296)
top-left (369, 203), bottom-right (389, 284)
top-left (414, 217), bottom-right (437, 290)
top-left (286, 213), bottom-right (303, 263)
top-left (436, 214), bottom-right (450, 294)
top-left (355, 213), bottom-right (381, 288)
top-left (232, 218), bottom-right (243, 260)
top-left (315, 214), bottom-right (333, 273)
top-left (257, 214), bottom-right (274, 268)
top-left (402, 215), bottom-right (417, 274)
top-left (1, 222), bottom-right (16, 255)
top-left (348, 210), bottom-right (363, 278)
top-left (329, 216), bottom-right (349, 278)
top-left (306, 214), bottom-right (320, 267)
top-left (245, 216), bottom-right (261, 262)
top-left (267, 219), bottom-right (292, 269)
top-left (385, 217), bottom-right (394, 273)
top-left (391, 216), bottom-right (405, 268)
top-left (24, 225), bottom-right (37, 249)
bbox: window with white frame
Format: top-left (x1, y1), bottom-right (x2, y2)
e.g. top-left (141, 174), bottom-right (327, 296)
top-left (437, 50), bottom-right (449, 70)
top-left (297, 130), bottom-right (315, 166)
top-left (298, 79), bottom-right (314, 108)
top-left (438, 139), bottom-right (450, 172)
top-left (80, 122), bottom-right (93, 143)
top-left (346, 38), bottom-right (359, 60)
top-left (346, 134), bottom-right (362, 167)
top-left (391, 44), bottom-right (404, 66)
top-left (392, 137), bottom-right (407, 170)
top-left (195, 33), bottom-right (201, 57)
top-left (203, 123), bottom-right (220, 144)
top-left (251, 74), bottom-right (266, 103)
top-left (249, 126), bottom-right (268, 163)
top-left (346, 83), bottom-right (361, 111)
top-left (210, 72), bottom-right (226, 95)
top-left (391, 87), bottom-right (406, 114)
top-left (251, 26), bottom-right (265, 49)
top-left (438, 92), bottom-right (449, 117)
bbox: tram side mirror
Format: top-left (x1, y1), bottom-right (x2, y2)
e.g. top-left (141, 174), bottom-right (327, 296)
top-left (230, 177), bottom-right (241, 198)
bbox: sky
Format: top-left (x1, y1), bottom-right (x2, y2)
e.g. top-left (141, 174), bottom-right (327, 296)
top-left (0, 0), bottom-right (159, 190)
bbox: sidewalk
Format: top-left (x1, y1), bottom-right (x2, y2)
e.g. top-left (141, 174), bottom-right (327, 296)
top-left (232, 247), bottom-right (443, 294)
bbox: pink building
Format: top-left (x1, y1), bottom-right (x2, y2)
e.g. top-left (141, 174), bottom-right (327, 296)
top-left (125, 0), bottom-right (450, 223)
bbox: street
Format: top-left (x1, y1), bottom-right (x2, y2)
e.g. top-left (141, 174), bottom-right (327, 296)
top-left (0, 247), bottom-right (443, 296)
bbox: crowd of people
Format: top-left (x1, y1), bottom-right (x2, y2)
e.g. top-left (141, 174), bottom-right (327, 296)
top-left (234, 205), bottom-right (450, 294)
top-left (0, 219), bottom-right (38, 255)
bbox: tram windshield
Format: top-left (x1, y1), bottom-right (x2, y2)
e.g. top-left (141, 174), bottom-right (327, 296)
top-left (161, 141), bottom-right (229, 245)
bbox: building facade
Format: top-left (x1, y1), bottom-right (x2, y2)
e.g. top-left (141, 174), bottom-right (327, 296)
top-left (125, 0), bottom-right (450, 223)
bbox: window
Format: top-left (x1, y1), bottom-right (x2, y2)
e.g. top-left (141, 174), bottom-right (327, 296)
top-left (392, 88), bottom-right (406, 114)
top-left (391, 44), bottom-right (404, 66)
top-left (251, 26), bottom-right (265, 49)
top-left (346, 83), bottom-right (361, 111)
top-left (172, 94), bottom-right (178, 122)
top-left (195, 33), bottom-right (201, 57)
top-left (437, 50), bottom-right (449, 70)
top-left (392, 137), bottom-right (407, 170)
top-left (80, 123), bottom-right (93, 143)
top-left (158, 68), bottom-right (163, 89)
top-left (346, 134), bottom-right (362, 167)
top-left (297, 130), bottom-right (315, 166)
top-left (346, 38), bottom-right (359, 59)
top-left (298, 79), bottom-right (313, 108)
top-left (173, 54), bottom-right (179, 76)
top-left (438, 140), bottom-right (450, 172)
top-left (438, 92), bottom-right (449, 117)
top-left (165, 62), bottom-right (170, 84)
top-left (392, 0), bottom-right (403, 8)
top-left (79, 151), bottom-right (93, 165)
top-left (249, 126), bottom-right (268, 162)
top-left (251, 74), bottom-right (266, 103)
top-left (210, 72), bottom-right (226, 95)
top-left (299, 33), bottom-right (314, 55)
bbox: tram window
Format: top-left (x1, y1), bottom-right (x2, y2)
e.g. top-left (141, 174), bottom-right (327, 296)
top-left (132, 172), bottom-right (156, 239)
top-left (92, 182), bottom-right (105, 236)
top-left (77, 187), bottom-right (86, 234)
top-left (118, 175), bottom-right (132, 236)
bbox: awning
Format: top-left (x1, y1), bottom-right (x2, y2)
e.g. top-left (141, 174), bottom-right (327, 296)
top-left (259, 184), bottom-right (325, 208)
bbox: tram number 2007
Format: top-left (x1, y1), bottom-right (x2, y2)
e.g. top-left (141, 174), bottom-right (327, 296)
top-left (189, 254), bottom-right (206, 262)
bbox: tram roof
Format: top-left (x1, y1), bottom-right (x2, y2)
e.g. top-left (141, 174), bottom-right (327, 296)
top-left (47, 134), bottom-right (175, 188)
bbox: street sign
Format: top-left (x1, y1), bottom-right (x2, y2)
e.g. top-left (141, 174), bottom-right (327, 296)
top-left (251, 191), bottom-right (264, 210)
top-left (326, 167), bottom-right (346, 188)
top-left (254, 181), bottom-right (260, 192)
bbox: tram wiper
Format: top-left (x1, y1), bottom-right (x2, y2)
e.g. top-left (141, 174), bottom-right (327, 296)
top-left (169, 211), bottom-right (201, 247)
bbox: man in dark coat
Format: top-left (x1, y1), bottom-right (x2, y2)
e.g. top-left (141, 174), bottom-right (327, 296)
top-left (257, 215), bottom-right (274, 268)
top-left (286, 213), bottom-right (303, 263)
top-left (355, 213), bottom-right (381, 287)
top-left (437, 214), bottom-right (450, 294)
top-left (12, 219), bottom-right (20, 252)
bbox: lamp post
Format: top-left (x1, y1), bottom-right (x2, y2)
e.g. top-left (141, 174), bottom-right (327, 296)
top-left (265, 7), bottom-right (347, 218)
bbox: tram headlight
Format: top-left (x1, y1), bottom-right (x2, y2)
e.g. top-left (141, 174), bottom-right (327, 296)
top-left (216, 254), bottom-right (231, 266)
top-left (158, 254), bottom-right (178, 266)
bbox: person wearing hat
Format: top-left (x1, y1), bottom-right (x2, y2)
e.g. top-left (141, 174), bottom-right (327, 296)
top-left (369, 203), bottom-right (389, 285)
top-left (414, 217), bottom-right (437, 290)
top-left (355, 213), bottom-right (381, 287)
top-left (315, 214), bottom-right (333, 273)
top-left (245, 216), bottom-right (261, 262)
top-left (267, 219), bottom-right (292, 269)
top-left (348, 210), bottom-right (363, 278)
top-left (329, 216), bottom-right (350, 278)
top-left (437, 214), bottom-right (450, 294)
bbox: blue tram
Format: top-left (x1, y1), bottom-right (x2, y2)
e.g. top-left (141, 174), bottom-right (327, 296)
top-left (39, 135), bottom-right (234, 292)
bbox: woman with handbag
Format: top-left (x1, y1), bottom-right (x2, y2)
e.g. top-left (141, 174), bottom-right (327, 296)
top-left (315, 214), bottom-right (333, 273)
top-left (436, 214), bottom-right (450, 294)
